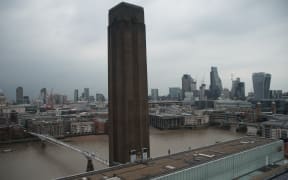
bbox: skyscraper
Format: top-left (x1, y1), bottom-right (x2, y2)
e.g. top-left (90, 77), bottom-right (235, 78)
top-left (169, 87), bottom-right (182, 101)
top-left (16, 86), bottom-right (23, 104)
top-left (199, 84), bottom-right (207, 101)
top-left (108, 2), bottom-right (149, 165)
top-left (40, 88), bottom-right (47, 104)
top-left (151, 89), bottom-right (159, 101)
top-left (231, 78), bottom-right (245, 100)
top-left (252, 72), bottom-right (271, 100)
top-left (74, 89), bottom-right (79, 102)
top-left (209, 67), bottom-right (223, 100)
top-left (182, 74), bottom-right (192, 99)
top-left (84, 88), bottom-right (89, 101)
top-left (96, 93), bottom-right (105, 102)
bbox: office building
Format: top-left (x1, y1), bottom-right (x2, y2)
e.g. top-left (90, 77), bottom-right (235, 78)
top-left (0, 89), bottom-right (6, 108)
top-left (169, 87), bottom-right (182, 101)
top-left (151, 89), bottom-right (159, 101)
top-left (199, 84), bottom-right (207, 101)
top-left (108, 2), bottom-right (150, 165)
top-left (270, 90), bottom-right (282, 99)
top-left (84, 88), bottom-right (89, 101)
top-left (74, 89), bottom-right (79, 102)
top-left (231, 78), bottom-right (245, 100)
top-left (182, 74), bottom-right (192, 98)
top-left (209, 67), bottom-right (223, 100)
top-left (23, 96), bottom-right (30, 104)
top-left (96, 93), bottom-right (105, 102)
top-left (40, 88), bottom-right (47, 104)
top-left (252, 72), bottom-right (271, 100)
top-left (16, 86), bottom-right (23, 104)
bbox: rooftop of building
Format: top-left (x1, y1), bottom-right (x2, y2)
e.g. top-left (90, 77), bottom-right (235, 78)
top-left (57, 136), bottom-right (279, 180)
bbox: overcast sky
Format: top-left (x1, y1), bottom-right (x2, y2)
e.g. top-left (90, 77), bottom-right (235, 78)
top-left (0, 0), bottom-right (287, 100)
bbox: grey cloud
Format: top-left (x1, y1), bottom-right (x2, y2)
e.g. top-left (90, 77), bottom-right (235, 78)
top-left (0, 0), bottom-right (287, 99)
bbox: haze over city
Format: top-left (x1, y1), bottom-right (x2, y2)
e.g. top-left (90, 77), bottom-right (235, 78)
top-left (0, 0), bottom-right (287, 100)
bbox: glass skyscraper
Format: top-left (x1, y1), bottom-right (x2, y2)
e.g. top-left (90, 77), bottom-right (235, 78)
top-left (252, 72), bottom-right (271, 100)
top-left (209, 67), bottom-right (223, 99)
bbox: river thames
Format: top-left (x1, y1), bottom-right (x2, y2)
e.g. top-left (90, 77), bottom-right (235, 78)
top-left (0, 127), bottom-right (243, 180)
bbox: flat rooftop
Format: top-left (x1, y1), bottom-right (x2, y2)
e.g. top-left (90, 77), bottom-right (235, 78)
top-left (58, 137), bottom-right (279, 180)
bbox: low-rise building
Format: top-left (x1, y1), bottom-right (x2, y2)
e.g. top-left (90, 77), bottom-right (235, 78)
top-left (182, 113), bottom-right (209, 128)
top-left (261, 114), bottom-right (288, 139)
top-left (70, 121), bottom-right (95, 135)
top-left (150, 113), bottom-right (184, 129)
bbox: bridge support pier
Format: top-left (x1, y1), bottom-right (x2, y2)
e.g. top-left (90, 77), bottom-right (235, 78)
top-left (86, 159), bottom-right (94, 172)
top-left (41, 141), bottom-right (46, 148)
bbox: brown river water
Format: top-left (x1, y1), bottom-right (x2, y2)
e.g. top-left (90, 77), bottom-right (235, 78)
top-left (0, 127), bottom-right (243, 180)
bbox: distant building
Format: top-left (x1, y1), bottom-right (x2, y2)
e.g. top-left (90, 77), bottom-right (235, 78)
top-left (214, 99), bottom-right (252, 109)
top-left (23, 96), bottom-right (30, 104)
top-left (71, 121), bottom-right (95, 135)
top-left (96, 93), bottom-right (105, 102)
top-left (169, 87), bottom-right (182, 101)
top-left (0, 89), bottom-right (6, 107)
top-left (231, 78), bottom-right (245, 100)
top-left (74, 89), bottom-right (79, 102)
top-left (183, 92), bottom-right (194, 104)
top-left (16, 86), bottom-right (23, 104)
top-left (150, 113), bottom-right (184, 129)
top-left (84, 88), bottom-right (89, 101)
top-left (40, 88), bottom-right (47, 104)
top-left (270, 90), bottom-right (282, 99)
top-left (252, 72), bottom-right (271, 100)
top-left (209, 67), bottom-right (223, 100)
top-left (182, 74), bottom-right (192, 98)
top-left (222, 88), bottom-right (230, 99)
top-left (262, 115), bottom-right (288, 139)
top-left (191, 79), bottom-right (197, 91)
top-left (53, 94), bottom-right (67, 104)
top-left (151, 89), bottom-right (159, 101)
top-left (88, 96), bottom-right (95, 102)
top-left (199, 84), bottom-right (207, 101)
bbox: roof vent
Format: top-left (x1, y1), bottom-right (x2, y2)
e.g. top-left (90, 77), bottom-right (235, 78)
top-left (165, 165), bottom-right (175, 170)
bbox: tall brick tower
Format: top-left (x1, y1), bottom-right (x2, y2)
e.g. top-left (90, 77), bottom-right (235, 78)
top-left (108, 2), bottom-right (150, 165)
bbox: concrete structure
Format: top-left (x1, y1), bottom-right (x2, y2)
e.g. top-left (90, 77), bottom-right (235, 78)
top-left (151, 89), bottom-right (159, 101)
top-left (252, 72), bottom-right (271, 100)
top-left (16, 86), bottom-right (23, 104)
top-left (56, 137), bottom-right (284, 180)
top-left (108, 2), bottom-right (150, 165)
top-left (74, 89), bottom-right (79, 102)
top-left (209, 67), bottom-right (223, 100)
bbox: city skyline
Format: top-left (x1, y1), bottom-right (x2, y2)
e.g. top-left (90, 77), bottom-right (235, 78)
top-left (0, 0), bottom-right (287, 100)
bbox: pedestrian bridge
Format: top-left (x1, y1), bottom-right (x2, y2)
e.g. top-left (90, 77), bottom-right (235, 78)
top-left (28, 132), bottom-right (109, 171)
